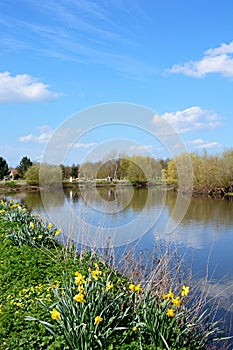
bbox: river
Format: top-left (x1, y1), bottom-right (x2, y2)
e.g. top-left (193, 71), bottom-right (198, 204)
top-left (5, 186), bottom-right (233, 342)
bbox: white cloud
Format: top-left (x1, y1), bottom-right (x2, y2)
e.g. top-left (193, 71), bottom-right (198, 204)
top-left (0, 71), bottom-right (59, 102)
top-left (19, 126), bottom-right (53, 144)
top-left (74, 142), bottom-right (96, 149)
top-left (167, 41), bottom-right (233, 78)
top-left (129, 145), bottom-right (152, 152)
top-left (153, 106), bottom-right (222, 134)
top-left (187, 138), bottom-right (222, 150)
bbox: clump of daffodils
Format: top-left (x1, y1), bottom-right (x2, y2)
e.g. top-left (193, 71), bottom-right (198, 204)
top-left (0, 200), bottom-right (62, 247)
top-left (163, 285), bottom-right (190, 317)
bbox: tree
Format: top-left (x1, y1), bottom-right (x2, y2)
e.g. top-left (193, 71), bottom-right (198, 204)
top-left (17, 156), bottom-right (32, 178)
top-left (25, 163), bottom-right (62, 187)
top-left (70, 164), bottom-right (79, 179)
top-left (0, 157), bottom-right (10, 180)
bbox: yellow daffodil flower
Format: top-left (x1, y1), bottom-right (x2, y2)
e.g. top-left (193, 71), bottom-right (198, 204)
top-left (163, 288), bottom-right (174, 300)
top-left (94, 315), bottom-right (103, 325)
top-left (167, 308), bottom-right (175, 317)
top-left (106, 282), bottom-right (113, 291)
top-left (181, 285), bottom-right (190, 297)
top-left (51, 308), bottom-right (61, 320)
top-left (73, 293), bottom-right (86, 303)
top-left (91, 269), bottom-right (101, 280)
top-left (55, 229), bottom-right (61, 236)
top-left (74, 272), bottom-right (85, 285)
top-left (29, 222), bottom-right (35, 229)
top-left (172, 297), bottom-right (181, 307)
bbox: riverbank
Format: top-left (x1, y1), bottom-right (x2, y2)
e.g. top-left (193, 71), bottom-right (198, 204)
top-left (0, 199), bottom-right (227, 349)
top-left (2, 179), bottom-right (233, 201)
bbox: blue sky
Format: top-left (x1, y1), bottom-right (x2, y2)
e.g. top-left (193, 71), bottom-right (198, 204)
top-left (0, 0), bottom-right (233, 167)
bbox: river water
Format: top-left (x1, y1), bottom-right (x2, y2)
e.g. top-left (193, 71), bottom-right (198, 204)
top-left (6, 187), bottom-right (233, 342)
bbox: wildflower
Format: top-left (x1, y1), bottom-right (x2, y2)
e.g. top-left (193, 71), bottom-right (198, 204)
top-left (172, 296), bottom-right (181, 307)
top-left (181, 285), bottom-right (190, 297)
top-left (163, 288), bottom-right (174, 300)
top-left (167, 308), bottom-right (175, 317)
top-left (129, 284), bottom-right (135, 291)
top-left (91, 269), bottom-right (101, 280)
top-left (38, 235), bottom-right (43, 239)
top-left (77, 285), bottom-right (85, 293)
top-left (106, 282), bottom-right (113, 291)
top-left (74, 272), bottom-right (85, 285)
top-left (129, 283), bottom-right (141, 292)
top-left (94, 315), bottom-right (103, 325)
top-left (10, 203), bottom-right (19, 208)
top-left (73, 293), bottom-right (86, 303)
top-left (51, 308), bottom-right (61, 320)
top-left (29, 222), bottom-right (35, 229)
top-left (48, 223), bottom-right (53, 229)
top-left (132, 326), bottom-right (137, 332)
top-left (55, 229), bottom-right (61, 236)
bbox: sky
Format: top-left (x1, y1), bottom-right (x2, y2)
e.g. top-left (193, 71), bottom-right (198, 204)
top-left (0, 0), bottom-right (233, 167)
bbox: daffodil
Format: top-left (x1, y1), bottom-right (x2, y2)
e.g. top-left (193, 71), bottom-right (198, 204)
top-left (29, 222), bottom-right (35, 229)
top-left (94, 315), bottom-right (103, 325)
top-left (91, 269), bottom-right (101, 280)
top-left (134, 284), bottom-right (141, 292)
top-left (106, 282), bottom-right (113, 291)
top-left (163, 288), bottom-right (174, 300)
top-left (172, 296), bottom-right (181, 307)
top-left (181, 285), bottom-right (190, 297)
top-left (55, 229), bottom-right (61, 236)
top-left (74, 272), bottom-right (85, 285)
top-left (73, 293), bottom-right (86, 303)
top-left (132, 326), bottom-right (137, 331)
top-left (51, 308), bottom-right (61, 320)
top-left (167, 308), bottom-right (175, 317)
top-left (129, 284), bottom-right (135, 291)
top-left (48, 223), bottom-right (53, 229)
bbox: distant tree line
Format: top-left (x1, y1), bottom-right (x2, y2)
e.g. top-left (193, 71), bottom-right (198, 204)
top-left (1, 149), bottom-right (233, 190)
top-left (78, 155), bottom-right (167, 182)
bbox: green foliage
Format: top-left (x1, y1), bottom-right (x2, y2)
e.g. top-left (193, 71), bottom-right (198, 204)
top-left (70, 164), bottom-right (79, 178)
top-left (25, 163), bottom-right (62, 187)
top-left (0, 200), bottom-right (62, 247)
top-left (27, 267), bottom-right (224, 350)
top-left (0, 156), bottom-right (10, 180)
top-left (166, 150), bottom-right (233, 190)
top-left (16, 156), bottom-right (33, 178)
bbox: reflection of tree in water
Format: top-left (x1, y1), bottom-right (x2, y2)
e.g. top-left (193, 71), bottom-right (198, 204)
top-left (166, 192), bottom-right (233, 227)
top-left (66, 188), bottom-right (166, 211)
top-left (129, 188), bottom-right (166, 210)
top-left (96, 188), bottom-right (118, 202)
top-left (23, 190), bottom-right (66, 211)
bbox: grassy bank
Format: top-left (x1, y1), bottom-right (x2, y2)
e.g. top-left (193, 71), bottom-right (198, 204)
top-left (0, 200), bottom-right (228, 349)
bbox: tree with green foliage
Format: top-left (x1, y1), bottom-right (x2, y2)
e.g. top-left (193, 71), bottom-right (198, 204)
top-left (0, 156), bottom-right (10, 180)
top-left (25, 163), bottom-right (62, 187)
top-left (70, 164), bottom-right (79, 179)
top-left (16, 156), bottom-right (33, 178)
